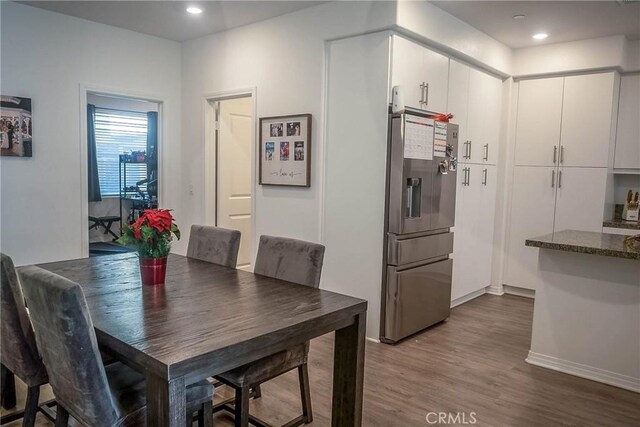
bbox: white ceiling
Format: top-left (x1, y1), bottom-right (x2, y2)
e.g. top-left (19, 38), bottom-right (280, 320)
top-left (431, 1), bottom-right (640, 49)
top-left (19, 0), bottom-right (327, 42)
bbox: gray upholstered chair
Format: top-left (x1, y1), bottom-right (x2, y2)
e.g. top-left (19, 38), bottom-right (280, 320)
top-left (0, 253), bottom-right (50, 427)
top-left (214, 235), bottom-right (325, 427)
top-left (187, 224), bottom-right (242, 268)
top-left (18, 266), bottom-right (214, 427)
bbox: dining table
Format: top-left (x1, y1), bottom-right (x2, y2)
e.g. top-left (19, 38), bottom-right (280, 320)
top-left (32, 252), bottom-right (367, 427)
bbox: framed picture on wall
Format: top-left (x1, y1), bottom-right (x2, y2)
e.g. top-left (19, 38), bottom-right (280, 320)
top-left (259, 113), bottom-right (311, 187)
top-left (1, 95), bottom-right (32, 157)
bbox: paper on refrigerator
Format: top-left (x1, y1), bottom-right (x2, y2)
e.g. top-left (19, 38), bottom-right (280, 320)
top-left (404, 116), bottom-right (434, 160)
top-left (433, 121), bottom-right (448, 158)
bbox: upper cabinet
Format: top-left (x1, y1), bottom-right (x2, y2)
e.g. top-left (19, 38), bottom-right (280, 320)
top-left (467, 68), bottom-right (502, 165)
top-left (560, 73), bottom-right (616, 168)
top-left (514, 77), bottom-right (564, 167)
top-left (447, 60), bottom-right (502, 165)
top-left (390, 35), bottom-right (449, 114)
top-left (614, 74), bottom-right (640, 170)
top-left (515, 73), bottom-right (618, 169)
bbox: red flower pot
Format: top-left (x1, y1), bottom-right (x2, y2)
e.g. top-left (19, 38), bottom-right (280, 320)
top-left (139, 257), bottom-right (167, 286)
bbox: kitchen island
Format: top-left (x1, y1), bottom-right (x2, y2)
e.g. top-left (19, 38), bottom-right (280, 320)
top-left (525, 230), bottom-right (640, 393)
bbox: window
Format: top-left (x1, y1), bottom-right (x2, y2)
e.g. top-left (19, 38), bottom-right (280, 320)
top-left (94, 108), bottom-right (148, 196)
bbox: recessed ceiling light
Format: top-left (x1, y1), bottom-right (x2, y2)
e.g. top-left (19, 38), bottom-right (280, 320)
top-left (513, 14), bottom-right (525, 19)
top-left (186, 6), bottom-right (203, 15)
top-left (532, 32), bottom-right (549, 40)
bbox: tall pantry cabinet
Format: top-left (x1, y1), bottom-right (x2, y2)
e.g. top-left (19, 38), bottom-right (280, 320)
top-left (505, 72), bottom-right (618, 291)
top-left (448, 60), bottom-right (503, 301)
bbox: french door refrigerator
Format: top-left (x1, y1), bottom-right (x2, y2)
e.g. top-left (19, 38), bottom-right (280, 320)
top-left (380, 108), bottom-right (459, 344)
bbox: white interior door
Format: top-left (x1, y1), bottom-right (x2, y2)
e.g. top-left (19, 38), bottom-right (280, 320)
top-left (217, 96), bottom-right (253, 269)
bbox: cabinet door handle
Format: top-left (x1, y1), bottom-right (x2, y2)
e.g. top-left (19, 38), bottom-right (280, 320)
top-left (424, 82), bottom-right (429, 106)
top-left (560, 146), bottom-right (564, 164)
top-left (558, 170), bottom-right (562, 188)
top-left (468, 141), bottom-right (472, 159)
top-left (553, 146), bottom-right (557, 164)
top-left (551, 169), bottom-right (555, 188)
top-left (483, 144), bottom-right (489, 161)
top-left (419, 82), bottom-right (427, 106)
top-left (467, 168), bottom-right (471, 186)
top-left (482, 168), bottom-right (487, 186)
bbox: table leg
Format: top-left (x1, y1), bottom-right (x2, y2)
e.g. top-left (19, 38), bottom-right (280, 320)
top-left (331, 312), bottom-right (366, 427)
top-left (145, 373), bottom-right (186, 427)
top-left (1, 364), bottom-right (16, 409)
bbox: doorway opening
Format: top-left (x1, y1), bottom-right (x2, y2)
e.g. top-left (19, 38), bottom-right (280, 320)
top-left (85, 92), bottom-right (161, 256)
top-left (207, 94), bottom-right (254, 270)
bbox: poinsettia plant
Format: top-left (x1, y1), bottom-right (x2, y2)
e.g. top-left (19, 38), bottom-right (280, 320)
top-left (117, 209), bottom-right (180, 258)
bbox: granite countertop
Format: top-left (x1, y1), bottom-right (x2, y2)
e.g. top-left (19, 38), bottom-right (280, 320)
top-left (603, 218), bottom-right (640, 231)
top-left (525, 230), bottom-right (640, 260)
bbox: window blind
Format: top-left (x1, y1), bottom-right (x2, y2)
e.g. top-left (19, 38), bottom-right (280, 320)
top-left (94, 108), bottom-right (148, 196)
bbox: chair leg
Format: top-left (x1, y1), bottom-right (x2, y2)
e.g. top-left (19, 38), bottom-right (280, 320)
top-left (298, 364), bottom-right (313, 424)
top-left (0, 364), bottom-right (16, 409)
top-left (201, 402), bottom-right (212, 427)
top-left (252, 384), bottom-right (262, 399)
top-left (23, 385), bottom-right (40, 427)
top-left (55, 406), bottom-right (69, 427)
top-left (234, 386), bottom-right (250, 427)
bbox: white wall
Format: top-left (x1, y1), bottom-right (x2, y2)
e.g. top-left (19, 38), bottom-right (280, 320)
top-left (324, 32), bottom-right (391, 341)
top-left (179, 1), bottom-right (397, 258)
top-left (513, 35), bottom-right (638, 77)
top-left (398, 0), bottom-right (512, 76)
top-left (0, 2), bottom-right (181, 265)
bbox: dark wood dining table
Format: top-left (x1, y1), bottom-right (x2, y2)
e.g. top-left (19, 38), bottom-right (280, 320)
top-left (33, 253), bottom-right (367, 427)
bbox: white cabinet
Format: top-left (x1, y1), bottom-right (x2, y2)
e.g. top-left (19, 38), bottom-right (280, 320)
top-left (505, 166), bottom-right (558, 290)
top-left (391, 35), bottom-right (449, 113)
top-left (560, 73), bottom-right (616, 168)
top-left (514, 77), bottom-right (564, 167)
top-left (467, 69), bottom-right (502, 165)
top-left (515, 73), bottom-right (618, 168)
top-left (507, 72), bottom-right (619, 290)
top-left (505, 166), bottom-right (609, 290)
top-left (447, 60), bottom-right (470, 146)
top-left (448, 60), bottom-right (502, 165)
top-left (448, 60), bottom-right (502, 301)
top-left (452, 164), bottom-right (497, 301)
top-left (554, 167), bottom-right (608, 232)
top-left (614, 74), bottom-right (640, 170)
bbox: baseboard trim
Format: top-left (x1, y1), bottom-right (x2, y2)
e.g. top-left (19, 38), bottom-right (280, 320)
top-left (451, 288), bottom-right (486, 308)
top-left (485, 284), bottom-right (504, 296)
top-left (503, 285), bottom-right (535, 299)
top-left (366, 337), bottom-right (380, 344)
top-left (526, 351), bottom-right (640, 393)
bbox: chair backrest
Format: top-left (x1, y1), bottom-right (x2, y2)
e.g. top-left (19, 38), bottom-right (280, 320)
top-left (187, 224), bottom-right (241, 268)
top-left (19, 266), bottom-right (120, 426)
top-left (254, 235), bottom-right (325, 288)
top-left (0, 253), bottom-right (47, 387)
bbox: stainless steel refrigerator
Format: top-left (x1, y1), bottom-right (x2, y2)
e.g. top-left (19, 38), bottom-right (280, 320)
top-left (380, 108), bottom-right (459, 344)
